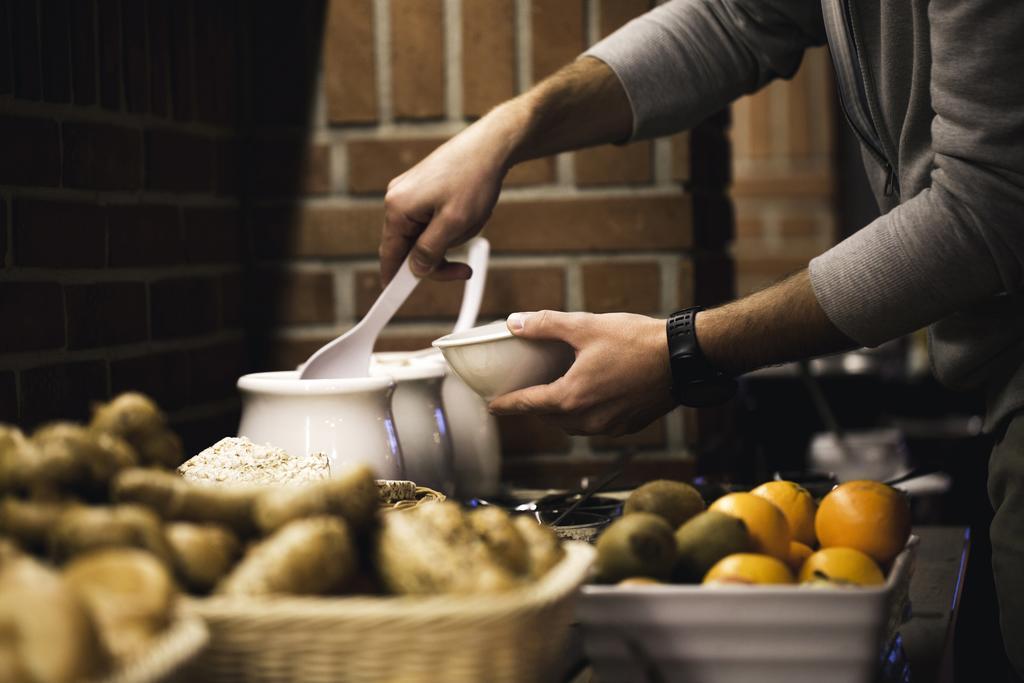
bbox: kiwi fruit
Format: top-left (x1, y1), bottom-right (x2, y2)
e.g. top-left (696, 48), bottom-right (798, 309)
top-left (623, 479), bottom-right (705, 529)
top-left (594, 512), bottom-right (675, 584)
top-left (673, 510), bottom-right (752, 583)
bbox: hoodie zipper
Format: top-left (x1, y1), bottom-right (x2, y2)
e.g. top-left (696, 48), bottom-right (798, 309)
top-left (821, 0), bottom-right (900, 197)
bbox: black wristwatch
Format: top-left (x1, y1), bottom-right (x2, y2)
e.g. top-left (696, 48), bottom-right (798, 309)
top-left (666, 307), bottom-right (737, 407)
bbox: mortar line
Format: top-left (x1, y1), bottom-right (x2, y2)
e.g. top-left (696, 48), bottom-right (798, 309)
top-left (585, 0), bottom-right (600, 45)
top-left (374, 0), bottom-right (394, 125)
top-left (444, 0), bottom-right (463, 122)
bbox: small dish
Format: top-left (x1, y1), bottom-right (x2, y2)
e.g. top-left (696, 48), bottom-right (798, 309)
top-left (535, 509), bottom-right (611, 543)
top-left (432, 320), bottom-right (575, 400)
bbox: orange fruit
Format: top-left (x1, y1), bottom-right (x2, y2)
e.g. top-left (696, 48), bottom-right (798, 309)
top-left (751, 480), bottom-right (818, 546)
top-left (709, 493), bottom-right (791, 561)
top-left (798, 547), bottom-right (885, 586)
top-left (703, 553), bottom-right (795, 585)
top-left (815, 480), bottom-right (911, 565)
top-left (787, 541), bottom-right (814, 574)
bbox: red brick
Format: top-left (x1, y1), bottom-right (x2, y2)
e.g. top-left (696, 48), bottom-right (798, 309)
top-left (263, 336), bottom-right (332, 372)
top-left (598, 0), bottom-right (650, 35)
top-left (121, 0), bottom-right (148, 113)
top-left (168, 0), bottom-right (193, 120)
top-left (0, 282), bottom-right (65, 353)
top-left (0, 0), bottom-right (11, 94)
top-left (183, 207), bottom-right (242, 264)
top-left (252, 205), bottom-right (381, 259)
top-left (498, 414), bottom-right (571, 455)
top-left (214, 139), bottom-right (240, 196)
top-left (13, 199), bottom-right (106, 267)
top-left (173, 409), bottom-right (241, 458)
top-left (189, 341), bottom-right (246, 403)
top-left (582, 262), bottom-right (660, 313)
top-left (63, 121), bottom-right (143, 190)
top-left (671, 133), bottom-right (689, 183)
top-left (487, 195), bottom-right (692, 252)
top-left (780, 215), bottom-right (828, 239)
top-left (108, 205), bottom-right (184, 267)
top-left (253, 269), bottom-right (335, 325)
top-left (590, 415), bottom-right (666, 451)
top-left (324, 0), bottom-right (376, 124)
top-left (150, 277), bottom-right (222, 339)
top-left (348, 137), bottom-right (442, 195)
top-left (40, 0), bottom-right (71, 102)
top-left (462, 0), bottom-right (515, 117)
top-left (247, 141), bottom-right (330, 196)
top-left (146, 129), bottom-right (215, 193)
top-left (735, 216), bottom-right (764, 240)
top-left (70, 0), bottom-right (97, 104)
top-left (111, 351), bottom-right (191, 410)
top-left (678, 258), bottom-right (694, 308)
top-left (12, 0), bottom-right (41, 99)
top-left (531, 0), bottom-right (583, 83)
top-left (0, 116), bottom-right (60, 186)
top-left (355, 267), bottom-right (565, 320)
top-left (0, 372), bottom-right (16, 422)
top-left (220, 272), bottom-right (243, 328)
top-left (391, 0), bottom-right (444, 119)
top-left (730, 172), bottom-right (834, 199)
top-left (574, 142), bottom-right (652, 187)
top-left (20, 360), bottom-right (109, 429)
top-left (65, 282), bottom-right (147, 350)
top-left (193, 1), bottom-right (236, 126)
top-left (96, 0), bottom-right (121, 109)
top-left (148, 0), bottom-right (170, 115)
top-left (506, 157), bottom-right (556, 186)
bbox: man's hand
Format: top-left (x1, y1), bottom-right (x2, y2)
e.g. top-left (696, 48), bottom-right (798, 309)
top-left (379, 58), bottom-right (633, 284)
top-left (381, 111), bottom-right (522, 283)
top-left (488, 311), bottom-right (676, 436)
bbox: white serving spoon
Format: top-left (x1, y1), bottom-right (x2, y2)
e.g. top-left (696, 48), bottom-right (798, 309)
top-left (452, 237), bottom-right (490, 334)
top-left (300, 255), bottom-right (420, 379)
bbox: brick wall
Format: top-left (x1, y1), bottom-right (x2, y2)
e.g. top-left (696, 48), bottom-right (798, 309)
top-left (258, 0), bottom-right (734, 486)
top-left (1, 0), bottom-right (733, 484)
top-left (0, 0), bottom-right (247, 451)
top-left (730, 47), bottom-right (837, 296)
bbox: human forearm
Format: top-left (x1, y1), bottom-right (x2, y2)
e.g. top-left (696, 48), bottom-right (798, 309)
top-left (696, 269), bottom-right (856, 376)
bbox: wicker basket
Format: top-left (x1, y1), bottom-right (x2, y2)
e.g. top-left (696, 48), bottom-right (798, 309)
top-left (187, 542), bottom-right (594, 683)
top-left (98, 613), bottom-right (209, 683)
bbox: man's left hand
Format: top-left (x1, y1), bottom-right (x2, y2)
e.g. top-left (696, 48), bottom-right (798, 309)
top-left (488, 311), bottom-right (676, 436)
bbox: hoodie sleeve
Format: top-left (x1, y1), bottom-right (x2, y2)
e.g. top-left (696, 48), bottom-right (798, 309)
top-left (583, 0), bottom-right (825, 140)
top-left (809, 0), bottom-right (1024, 346)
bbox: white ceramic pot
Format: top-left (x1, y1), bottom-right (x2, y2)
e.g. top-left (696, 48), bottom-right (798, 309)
top-left (375, 351), bottom-right (501, 499)
top-left (236, 371), bottom-right (404, 480)
top-left (370, 355), bottom-right (454, 493)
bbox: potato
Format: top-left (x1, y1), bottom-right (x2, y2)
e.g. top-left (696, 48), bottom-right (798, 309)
top-left (512, 515), bottom-right (566, 579)
top-left (253, 463), bottom-right (378, 534)
top-left (165, 522), bottom-right (241, 593)
top-left (30, 423), bottom-right (138, 499)
top-left (0, 498), bottom-right (74, 554)
top-left (64, 549), bottom-right (177, 663)
top-left (50, 504), bottom-right (174, 565)
top-left (0, 425), bottom-right (36, 495)
top-left (90, 393), bottom-right (183, 468)
top-left (469, 506), bottom-right (530, 576)
top-left (113, 468), bottom-right (258, 536)
top-left (217, 516), bottom-right (357, 596)
top-left (376, 502), bottom-right (522, 595)
top-left (0, 555), bottom-right (110, 683)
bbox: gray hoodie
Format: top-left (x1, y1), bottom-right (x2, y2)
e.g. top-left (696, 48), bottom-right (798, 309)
top-left (586, 0), bottom-right (1024, 431)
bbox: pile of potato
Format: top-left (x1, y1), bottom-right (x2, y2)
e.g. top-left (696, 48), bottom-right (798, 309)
top-left (0, 392), bottom-right (567, 682)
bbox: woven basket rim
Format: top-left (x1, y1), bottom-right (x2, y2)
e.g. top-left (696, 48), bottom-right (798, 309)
top-left (192, 541), bottom-right (595, 622)
top-left (94, 612), bottom-right (209, 683)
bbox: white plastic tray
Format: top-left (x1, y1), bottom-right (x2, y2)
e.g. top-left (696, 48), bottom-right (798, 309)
top-left (576, 536), bottom-right (918, 683)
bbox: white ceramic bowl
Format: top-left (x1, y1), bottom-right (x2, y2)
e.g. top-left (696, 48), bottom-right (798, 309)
top-left (432, 320), bottom-right (575, 400)
top-left (373, 350), bottom-right (502, 499)
top-left (370, 355), bottom-right (454, 493)
top-left (236, 371), bottom-right (404, 480)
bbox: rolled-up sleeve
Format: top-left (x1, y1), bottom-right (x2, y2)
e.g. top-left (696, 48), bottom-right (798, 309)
top-left (584, 0), bottom-right (825, 140)
top-left (809, 0), bottom-right (1024, 347)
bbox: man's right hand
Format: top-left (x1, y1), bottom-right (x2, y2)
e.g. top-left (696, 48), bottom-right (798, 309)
top-left (380, 105), bottom-right (525, 284)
